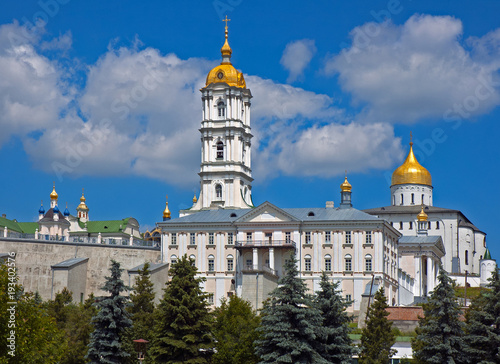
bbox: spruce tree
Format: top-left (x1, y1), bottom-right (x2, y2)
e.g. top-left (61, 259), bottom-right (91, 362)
top-left (255, 254), bottom-right (329, 364)
top-left (464, 266), bottom-right (500, 364)
top-left (212, 295), bottom-right (260, 364)
top-left (412, 267), bottom-right (466, 364)
top-left (86, 260), bottom-right (132, 364)
top-left (359, 287), bottom-right (396, 364)
top-left (123, 262), bottom-right (156, 363)
top-left (150, 255), bottom-right (214, 363)
top-left (313, 271), bottom-right (354, 363)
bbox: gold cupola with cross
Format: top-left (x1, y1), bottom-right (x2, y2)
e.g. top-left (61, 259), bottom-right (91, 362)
top-left (390, 133), bottom-right (434, 206)
top-left (205, 16), bottom-right (246, 88)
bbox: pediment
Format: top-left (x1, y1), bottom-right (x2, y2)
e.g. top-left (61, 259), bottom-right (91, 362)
top-left (236, 201), bottom-right (300, 223)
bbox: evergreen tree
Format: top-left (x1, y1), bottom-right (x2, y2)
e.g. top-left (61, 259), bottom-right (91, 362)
top-left (464, 266), bottom-right (500, 364)
top-left (150, 255), bottom-right (214, 363)
top-left (314, 271), bottom-right (354, 363)
top-left (123, 262), bottom-right (156, 364)
top-left (359, 287), bottom-right (396, 364)
top-left (255, 254), bottom-right (329, 364)
top-left (412, 267), bottom-right (466, 364)
top-left (212, 295), bottom-right (260, 364)
top-left (86, 260), bottom-right (132, 364)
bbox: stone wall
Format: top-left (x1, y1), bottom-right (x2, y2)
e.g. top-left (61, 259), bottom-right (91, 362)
top-left (0, 237), bottom-right (162, 302)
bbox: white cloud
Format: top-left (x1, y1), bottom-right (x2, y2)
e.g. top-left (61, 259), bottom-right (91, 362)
top-left (280, 39), bottom-right (316, 83)
top-left (325, 14), bottom-right (500, 123)
top-left (40, 31), bottom-right (72, 51)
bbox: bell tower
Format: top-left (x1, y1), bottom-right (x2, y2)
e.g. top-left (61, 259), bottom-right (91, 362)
top-left (189, 17), bottom-right (253, 213)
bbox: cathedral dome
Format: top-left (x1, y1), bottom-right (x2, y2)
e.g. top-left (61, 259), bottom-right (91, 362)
top-left (205, 17), bottom-right (246, 88)
top-left (391, 142), bottom-right (432, 187)
top-left (50, 184), bottom-right (58, 200)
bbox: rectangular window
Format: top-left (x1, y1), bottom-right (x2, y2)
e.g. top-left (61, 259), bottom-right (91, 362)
top-left (399, 221), bottom-right (403, 230)
top-left (409, 221), bottom-right (413, 230)
top-left (325, 258), bottom-right (332, 272)
top-left (227, 232), bottom-right (233, 245)
top-left (345, 258), bottom-right (352, 271)
top-left (428, 221), bottom-right (431, 229)
top-left (325, 231), bottom-right (331, 243)
top-left (365, 232), bottom-right (372, 244)
top-left (208, 258), bottom-right (215, 272)
top-left (227, 258), bottom-right (234, 271)
top-left (345, 231), bottom-right (351, 244)
top-left (305, 258), bottom-right (311, 272)
top-left (346, 294), bottom-right (352, 305)
top-left (246, 259), bottom-right (252, 268)
top-left (305, 232), bottom-right (311, 244)
top-left (285, 232), bottom-right (291, 243)
top-left (209, 232), bottom-right (214, 245)
top-left (246, 232), bottom-right (252, 243)
top-left (190, 232), bottom-right (196, 245)
top-left (365, 258), bottom-right (372, 272)
top-left (171, 233), bottom-right (177, 245)
top-left (208, 294), bottom-right (214, 305)
top-left (436, 221), bottom-right (440, 229)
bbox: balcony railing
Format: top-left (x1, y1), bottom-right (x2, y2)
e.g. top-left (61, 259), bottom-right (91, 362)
top-left (242, 264), bottom-right (278, 277)
top-left (235, 240), bottom-right (296, 249)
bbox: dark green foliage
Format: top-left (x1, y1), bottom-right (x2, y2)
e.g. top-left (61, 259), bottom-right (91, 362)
top-left (212, 295), bottom-right (260, 364)
top-left (86, 260), bottom-right (132, 364)
top-left (412, 267), bottom-right (466, 364)
top-left (255, 254), bottom-right (329, 364)
top-left (314, 272), bottom-right (354, 363)
top-left (464, 266), bottom-right (500, 364)
top-left (123, 262), bottom-right (156, 363)
top-left (150, 255), bottom-right (214, 363)
top-left (0, 264), bottom-right (66, 363)
top-left (359, 287), bottom-right (396, 364)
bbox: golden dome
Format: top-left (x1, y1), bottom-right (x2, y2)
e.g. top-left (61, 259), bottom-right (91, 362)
top-left (340, 176), bottom-right (352, 192)
top-left (50, 183), bottom-right (58, 200)
top-left (205, 17), bottom-right (246, 88)
top-left (417, 205), bottom-right (428, 221)
top-left (77, 189), bottom-right (89, 211)
top-left (391, 141), bottom-right (432, 187)
top-left (163, 196), bottom-right (171, 219)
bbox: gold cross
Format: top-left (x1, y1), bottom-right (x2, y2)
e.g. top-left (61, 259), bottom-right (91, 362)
top-left (410, 131), bottom-right (413, 143)
top-left (222, 15), bottom-right (231, 29)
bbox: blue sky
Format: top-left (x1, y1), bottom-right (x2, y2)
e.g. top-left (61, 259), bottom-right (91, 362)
top-left (0, 0), bottom-right (499, 260)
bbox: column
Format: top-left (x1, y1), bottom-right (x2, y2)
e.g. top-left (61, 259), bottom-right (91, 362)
top-left (269, 248), bottom-right (275, 270)
top-left (427, 256), bottom-right (433, 296)
top-left (414, 255), bottom-right (422, 297)
top-left (333, 232), bottom-right (339, 272)
top-left (430, 258), bottom-right (435, 292)
top-left (253, 248), bottom-right (258, 270)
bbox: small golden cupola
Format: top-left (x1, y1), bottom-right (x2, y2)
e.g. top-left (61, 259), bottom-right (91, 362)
top-left (340, 176), bottom-right (352, 192)
top-left (340, 174), bottom-right (353, 209)
top-left (205, 16), bottom-right (246, 88)
top-left (417, 205), bottom-right (428, 221)
top-left (50, 182), bottom-right (58, 208)
top-left (163, 195), bottom-right (171, 221)
top-left (391, 138), bottom-right (432, 187)
top-left (193, 193), bottom-right (198, 204)
top-left (77, 189), bottom-right (89, 221)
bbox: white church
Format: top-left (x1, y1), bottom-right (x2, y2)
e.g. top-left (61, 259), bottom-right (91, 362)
top-left (157, 22), bottom-right (496, 312)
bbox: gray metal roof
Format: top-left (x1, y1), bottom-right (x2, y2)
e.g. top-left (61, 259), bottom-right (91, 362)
top-left (128, 262), bottom-right (168, 274)
top-left (364, 205), bottom-right (458, 215)
top-left (162, 202), bottom-right (382, 225)
top-left (51, 257), bottom-right (89, 269)
top-left (399, 236), bottom-right (442, 244)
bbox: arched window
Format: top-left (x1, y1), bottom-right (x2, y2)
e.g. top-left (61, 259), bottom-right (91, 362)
top-left (208, 254), bottom-right (215, 272)
top-left (324, 254), bottom-right (332, 271)
top-left (215, 184), bottom-right (222, 199)
top-left (227, 254), bottom-right (234, 271)
top-left (189, 254), bottom-right (196, 266)
top-left (170, 255), bottom-right (177, 265)
top-left (400, 194), bottom-right (404, 205)
top-left (421, 194), bottom-right (425, 204)
top-left (218, 101), bottom-right (225, 117)
top-left (345, 254), bottom-right (352, 272)
top-left (365, 254), bottom-right (372, 272)
top-left (304, 255), bottom-right (312, 272)
top-left (216, 141), bottom-right (224, 159)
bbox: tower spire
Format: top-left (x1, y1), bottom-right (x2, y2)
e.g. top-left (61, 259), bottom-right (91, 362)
top-left (220, 15), bottom-right (232, 63)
